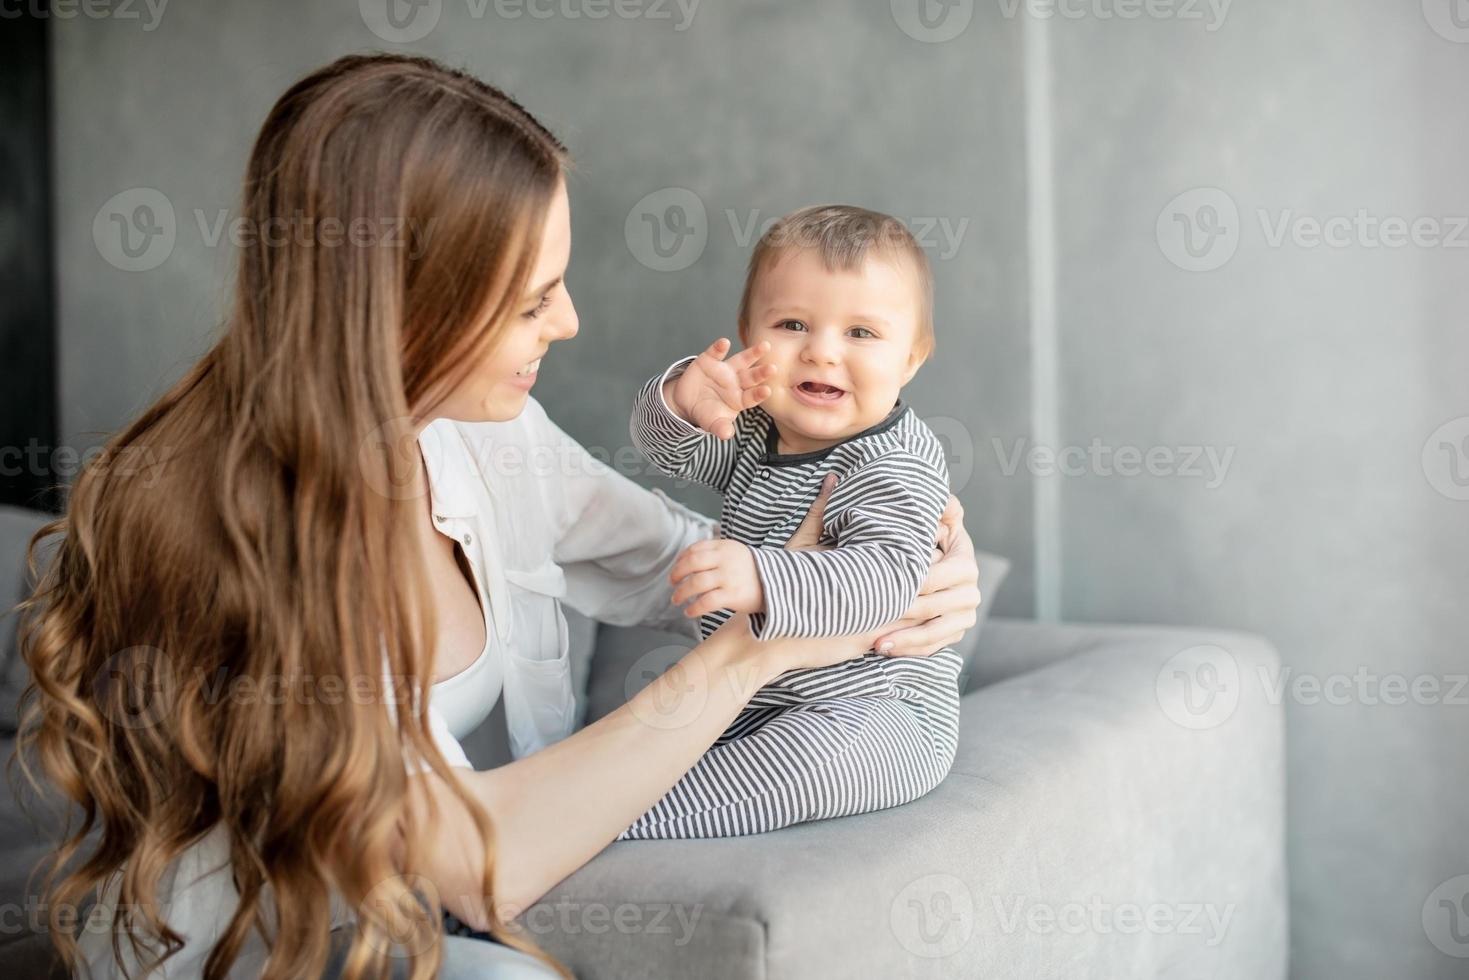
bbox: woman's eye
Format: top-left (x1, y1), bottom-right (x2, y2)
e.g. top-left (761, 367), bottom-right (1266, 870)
top-left (776, 319), bottom-right (807, 332)
top-left (849, 326), bottom-right (876, 339)
top-left (523, 292), bottom-right (553, 319)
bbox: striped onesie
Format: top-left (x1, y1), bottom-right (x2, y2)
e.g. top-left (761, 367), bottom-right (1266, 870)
top-left (617, 355), bottom-right (963, 840)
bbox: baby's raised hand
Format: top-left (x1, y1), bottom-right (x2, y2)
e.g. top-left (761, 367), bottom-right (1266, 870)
top-left (669, 538), bottom-right (766, 619)
top-left (664, 338), bottom-right (775, 440)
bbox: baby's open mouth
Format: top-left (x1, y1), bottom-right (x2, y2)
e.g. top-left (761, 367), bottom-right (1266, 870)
top-left (795, 381), bottom-right (846, 401)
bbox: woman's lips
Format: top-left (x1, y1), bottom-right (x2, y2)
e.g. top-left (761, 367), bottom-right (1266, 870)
top-left (791, 381), bottom-right (846, 407)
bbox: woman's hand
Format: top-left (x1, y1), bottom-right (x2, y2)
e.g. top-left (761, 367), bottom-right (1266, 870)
top-left (872, 495), bottom-right (982, 657)
top-left (785, 480), bottom-right (981, 657)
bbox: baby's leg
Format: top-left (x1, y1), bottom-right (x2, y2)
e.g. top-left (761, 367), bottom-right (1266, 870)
top-left (618, 648), bottom-right (963, 840)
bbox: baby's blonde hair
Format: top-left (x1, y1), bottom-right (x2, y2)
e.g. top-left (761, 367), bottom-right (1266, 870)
top-left (736, 204), bottom-right (935, 361)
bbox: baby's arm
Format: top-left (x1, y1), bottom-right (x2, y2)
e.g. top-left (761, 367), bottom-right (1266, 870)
top-left (630, 338), bottom-right (773, 493)
top-left (747, 453), bottom-right (950, 641)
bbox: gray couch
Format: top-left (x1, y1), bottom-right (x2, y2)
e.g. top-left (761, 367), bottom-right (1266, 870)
top-left (0, 504), bottom-right (1288, 978)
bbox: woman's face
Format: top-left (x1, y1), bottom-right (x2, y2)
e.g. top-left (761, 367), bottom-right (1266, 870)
top-left (437, 179), bottom-right (578, 423)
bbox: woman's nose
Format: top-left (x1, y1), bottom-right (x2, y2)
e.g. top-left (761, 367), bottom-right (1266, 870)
top-left (548, 300), bottom-right (579, 342)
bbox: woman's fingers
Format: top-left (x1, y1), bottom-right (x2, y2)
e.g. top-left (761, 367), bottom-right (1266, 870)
top-left (784, 473), bottom-right (837, 551)
top-left (915, 549), bottom-right (970, 596)
top-left (876, 616), bottom-right (968, 658)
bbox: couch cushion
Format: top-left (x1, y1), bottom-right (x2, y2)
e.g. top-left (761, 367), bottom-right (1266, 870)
top-left (524, 621), bottom-right (1288, 980)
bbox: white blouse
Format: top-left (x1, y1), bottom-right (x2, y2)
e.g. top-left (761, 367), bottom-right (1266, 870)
top-left (419, 397), bottom-right (709, 761)
top-left (77, 396), bottom-right (713, 978)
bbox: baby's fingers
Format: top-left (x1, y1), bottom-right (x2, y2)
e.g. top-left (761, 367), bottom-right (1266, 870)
top-left (683, 589), bottom-right (734, 619)
top-left (669, 541), bottom-right (722, 585)
top-left (739, 385), bottom-right (773, 410)
top-left (672, 570), bottom-right (722, 607)
top-left (735, 362), bottom-right (777, 390)
top-left (727, 340), bottom-right (771, 371)
top-left (697, 337), bottom-right (733, 364)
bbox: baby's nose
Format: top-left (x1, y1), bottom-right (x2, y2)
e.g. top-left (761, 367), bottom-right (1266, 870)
top-left (803, 335), bottom-right (841, 364)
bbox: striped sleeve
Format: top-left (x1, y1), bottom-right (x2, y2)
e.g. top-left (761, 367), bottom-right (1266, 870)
top-left (746, 452), bottom-right (948, 640)
top-left (630, 355), bottom-right (741, 493)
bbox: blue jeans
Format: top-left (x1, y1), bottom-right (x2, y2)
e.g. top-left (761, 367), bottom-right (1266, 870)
top-left (323, 923), bottom-right (561, 979)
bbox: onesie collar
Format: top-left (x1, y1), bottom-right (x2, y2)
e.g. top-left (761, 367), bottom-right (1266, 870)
top-left (758, 399), bottom-right (908, 467)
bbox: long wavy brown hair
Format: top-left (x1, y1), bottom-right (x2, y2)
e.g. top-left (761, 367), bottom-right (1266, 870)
top-left (16, 53), bottom-right (569, 980)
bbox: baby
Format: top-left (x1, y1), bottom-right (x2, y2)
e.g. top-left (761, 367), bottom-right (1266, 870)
top-left (619, 204), bottom-right (963, 841)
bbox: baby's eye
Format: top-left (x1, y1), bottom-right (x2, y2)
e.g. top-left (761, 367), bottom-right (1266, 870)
top-left (849, 326), bottom-right (877, 339)
top-left (775, 319), bottom-right (808, 332)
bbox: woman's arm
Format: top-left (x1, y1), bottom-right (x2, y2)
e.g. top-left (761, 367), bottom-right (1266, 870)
top-left (407, 614), bottom-right (875, 928)
top-left (489, 397), bottom-right (713, 636)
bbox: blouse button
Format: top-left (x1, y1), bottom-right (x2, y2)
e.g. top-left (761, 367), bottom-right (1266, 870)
top-left (760, 468), bottom-right (772, 479)
top-left (462, 533), bottom-right (473, 546)
top-left (434, 514), bottom-right (446, 524)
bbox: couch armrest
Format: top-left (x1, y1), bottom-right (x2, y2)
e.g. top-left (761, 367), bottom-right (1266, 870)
top-left (963, 615), bottom-right (1259, 691)
top-left (517, 620), bottom-right (1288, 980)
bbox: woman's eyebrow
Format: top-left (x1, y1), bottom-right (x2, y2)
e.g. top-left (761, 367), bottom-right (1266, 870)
top-left (524, 275), bottom-right (562, 299)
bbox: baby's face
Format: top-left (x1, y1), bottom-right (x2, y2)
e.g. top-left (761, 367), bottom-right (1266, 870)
top-left (742, 248), bottom-right (926, 455)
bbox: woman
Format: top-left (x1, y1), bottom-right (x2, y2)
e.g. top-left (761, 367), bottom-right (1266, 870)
top-left (18, 54), bottom-right (982, 979)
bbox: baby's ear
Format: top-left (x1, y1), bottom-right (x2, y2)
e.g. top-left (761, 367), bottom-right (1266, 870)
top-left (901, 347), bottom-right (929, 386)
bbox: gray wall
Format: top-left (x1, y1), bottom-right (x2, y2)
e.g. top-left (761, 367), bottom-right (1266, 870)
top-left (52, 0), bottom-right (1035, 615)
top-left (1041, 4), bottom-right (1469, 979)
top-left (49, 2), bottom-right (1467, 977)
